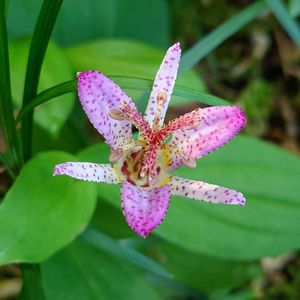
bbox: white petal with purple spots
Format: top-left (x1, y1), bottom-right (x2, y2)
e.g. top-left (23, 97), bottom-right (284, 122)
top-left (53, 162), bottom-right (119, 184)
top-left (78, 71), bottom-right (137, 150)
top-left (121, 181), bottom-right (170, 237)
top-left (168, 106), bottom-right (247, 171)
top-left (144, 42), bottom-right (181, 128)
top-left (170, 176), bottom-right (246, 206)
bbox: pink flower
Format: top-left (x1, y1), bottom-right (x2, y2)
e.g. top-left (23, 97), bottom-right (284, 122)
top-left (54, 43), bottom-right (247, 238)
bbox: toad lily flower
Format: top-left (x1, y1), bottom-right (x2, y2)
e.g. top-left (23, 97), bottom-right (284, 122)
top-left (54, 42), bottom-right (247, 237)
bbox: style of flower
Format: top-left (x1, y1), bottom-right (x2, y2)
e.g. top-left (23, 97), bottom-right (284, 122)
top-left (54, 42), bottom-right (247, 237)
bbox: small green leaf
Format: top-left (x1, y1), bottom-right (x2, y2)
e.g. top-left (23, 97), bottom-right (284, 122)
top-left (238, 78), bottom-right (273, 136)
top-left (0, 1), bottom-right (23, 170)
top-left (289, 0), bottom-right (300, 17)
top-left (179, 1), bottom-right (267, 75)
top-left (41, 239), bottom-right (161, 300)
top-left (78, 136), bottom-right (300, 260)
top-left (264, 0), bottom-right (300, 46)
top-left (20, 0), bottom-right (63, 161)
top-left (0, 152), bottom-right (97, 265)
top-left (10, 38), bottom-right (74, 136)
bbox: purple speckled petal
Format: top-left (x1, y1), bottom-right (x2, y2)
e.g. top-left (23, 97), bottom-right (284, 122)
top-left (78, 71), bottom-right (136, 150)
top-left (121, 181), bottom-right (170, 237)
top-left (144, 42), bottom-right (181, 128)
top-left (170, 176), bottom-right (246, 206)
top-left (168, 106), bottom-right (247, 171)
top-left (53, 162), bottom-right (119, 184)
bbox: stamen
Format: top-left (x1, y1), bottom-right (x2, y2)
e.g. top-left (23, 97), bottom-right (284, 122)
top-left (183, 120), bottom-right (201, 130)
top-left (163, 144), bottom-right (196, 168)
top-left (181, 157), bottom-right (196, 168)
top-left (152, 92), bottom-right (168, 131)
top-left (120, 103), bottom-right (152, 142)
top-left (109, 148), bottom-right (124, 162)
top-left (159, 108), bottom-right (203, 141)
top-left (123, 140), bottom-right (145, 151)
top-left (109, 103), bottom-right (152, 143)
top-left (140, 145), bottom-right (159, 180)
top-left (110, 140), bottom-right (146, 163)
top-left (109, 109), bottom-right (126, 121)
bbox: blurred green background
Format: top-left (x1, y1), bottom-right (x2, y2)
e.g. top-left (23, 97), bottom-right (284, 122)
top-left (1, 0), bottom-right (300, 299)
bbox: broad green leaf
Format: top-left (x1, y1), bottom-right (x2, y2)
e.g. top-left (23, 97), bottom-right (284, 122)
top-left (82, 229), bottom-right (172, 279)
top-left (87, 200), bottom-right (259, 293)
top-left (90, 200), bottom-right (136, 239)
top-left (9, 38), bottom-right (74, 136)
top-left (8, 0), bottom-right (170, 48)
top-left (0, 152), bottom-right (97, 265)
top-left (65, 39), bottom-right (206, 104)
top-left (142, 239), bottom-right (260, 293)
top-left (41, 239), bottom-right (161, 300)
top-left (18, 264), bottom-right (47, 300)
top-left (78, 136), bottom-right (300, 260)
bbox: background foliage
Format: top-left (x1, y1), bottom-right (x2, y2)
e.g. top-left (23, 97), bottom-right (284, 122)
top-left (1, 0), bottom-right (300, 299)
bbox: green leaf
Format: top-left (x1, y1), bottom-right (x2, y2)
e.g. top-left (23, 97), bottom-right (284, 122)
top-left (65, 39), bottom-right (206, 96)
top-left (10, 38), bottom-right (74, 136)
top-left (41, 239), bottom-right (161, 300)
top-left (179, 1), bottom-right (267, 75)
top-left (8, 0), bottom-right (170, 48)
top-left (161, 136), bottom-right (300, 259)
top-left (0, 152), bottom-right (16, 179)
top-left (89, 199), bottom-right (137, 239)
top-left (289, 0), bottom-right (300, 18)
top-left (238, 78), bottom-right (273, 136)
top-left (78, 136), bottom-right (300, 260)
top-left (18, 264), bottom-right (47, 300)
top-left (17, 77), bottom-right (227, 123)
top-left (21, 0), bottom-right (63, 161)
top-left (264, 0), bottom-right (300, 46)
top-left (82, 228), bottom-right (172, 279)
top-left (0, 152), bottom-right (97, 265)
top-left (0, 1), bottom-right (23, 170)
top-left (142, 239), bottom-right (260, 293)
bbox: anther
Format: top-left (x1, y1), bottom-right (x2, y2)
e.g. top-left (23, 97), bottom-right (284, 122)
top-left (181, 157), bottom-right (196, 168)
top-left (153, 92), bottom-right (168, 131)
top-left (183, 120), bottom-right (201, 130)
top-left (108, 109), bottom-right (126, 121)
top-left (109, 148), bottom-right (124, 162)
top-left (157, 92), bottom-right (167, 105)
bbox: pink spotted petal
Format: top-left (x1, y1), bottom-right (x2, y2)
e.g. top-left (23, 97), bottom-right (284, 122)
top-left (144, 42), bottom-right (181, 128)
top-left (170, 176), bottom-right (246, 206)
top-left (121, 181), bottom-right (170, 237)
top-left (53, 162), bottom-right (119, 184)
top-left (168, 106), bottom-right (246, 170)
top-left (78, 71), bottom-right (136, 150)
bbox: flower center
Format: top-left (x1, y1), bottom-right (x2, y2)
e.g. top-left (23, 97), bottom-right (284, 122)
top-left (109, 98), bottom-right (204, 187)
top-left (115, 145), bottom-right (170, 189)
